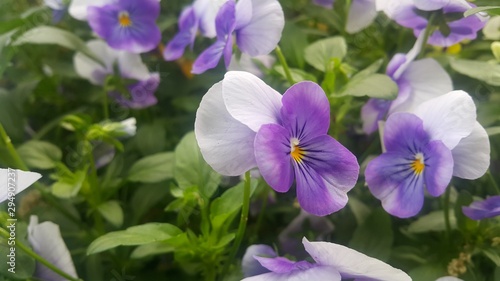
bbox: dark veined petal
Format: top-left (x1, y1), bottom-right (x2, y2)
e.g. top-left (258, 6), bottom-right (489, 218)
top-left (383, 112), bottom-right (429, 154)
top-left (254, 124), bottom-right (294, 193)
top-left (422, 140), bottom-right (453, 197)
top-left (462, 195), bottom-right (500, 220)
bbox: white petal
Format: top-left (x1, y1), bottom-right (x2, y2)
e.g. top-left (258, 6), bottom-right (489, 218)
top-left (222, 71), bottom-right (282, 132)
top-left (28, 216), bottom-right (78, 280)
top-left (242, 266), bottom-right (341, 281)
top-left (119, 117), bottom-right (137, 137)
top-left (390, 58), bottom-right (452, 113)
top-left (193, 0), bottom-right (226, 38)
top-left (302, 238), bottom-right (411, 281)
top-left (44, 0), bottom-right (64, 10)
top-left (346, 0), bottom-right (377, 34)
top-left (236, 0), bottom-right (285, 56)
top-left (0, 169), bottom-right (41, 203)
top-left (195, 81), bottom-right (258, 176)
top-left (413, 90), bottom-right (477, 150)
top-left (68, 0), bottom-right (114, 21)
top-left (117, 52), bottom-right (151, 81)
top-left (483, 16), bottom-right (500, 40)
top-left (436, 277), bottom-right (464, 281)
top-left (451, 122), bottom-right (490, 179)
top-left (235, 0), bottom-right (253, 30)
top-left (73, 40), bottom-right (116, 85)
top-left (392, 32), bottom-right (425, 80)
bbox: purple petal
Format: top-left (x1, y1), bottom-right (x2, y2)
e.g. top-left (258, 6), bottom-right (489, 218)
top-left (386, 54), bottom-right (407, 78)
top-left (422, 140), bottom-right (454, 197)
top-left (254, 124), bottom-right (295, 193)
top-left (462, 195), bottom-right (500, 220)
top-left (255, 257), bottom-right (314, 273)
top-left (388, 3), bottom-right (427, 30)
top-left (223, 33), bottom-right (234, 68)
top-left (163, 7), bottom-right (198, 61)
top-left (191, 40), bottom-right (226, 74)
top-left (242, 245), bottom-right (277, 277)
top-left (235, 0), bottom-right (284, 56)
top-left (361, 98), bottom-right (391, 135)
top-left (383, 113), bottom-right (429, 154)
top-left (242, 265), bottom-right (341, 281)
top-left (215, 0), bottom-right (236, 41)
top-left (313, 0), bottom-right (334, 9)
top-left (281, 81), bottom-right (330, 141)
top-left (109, 73), bottom-right (159, 109)
top-left (365, 151), bottom-right (425, 218)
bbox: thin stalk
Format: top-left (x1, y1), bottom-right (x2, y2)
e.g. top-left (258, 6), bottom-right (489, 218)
top-left (0, 228), bottom-right (82, 281)
top-left (221, 171), bottom-right (251, 278)
top-left (0, 123), bottom-right (28, 170)
top-left (275, 46), bottom-right (295, 85)
top-left (417, 13), bottom-right (436, 59)
top-left (443, 187), bottom-right (452, 243)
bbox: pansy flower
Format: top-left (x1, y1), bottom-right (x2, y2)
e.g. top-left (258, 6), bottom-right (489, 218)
top-left (191, 0), bottom-right (284, 74)
top-left (195, 71), bottom-right (359, 216)
top-left (74, 40), bottom-right (159, 109)
top-left (365, 91), bottom-right (490, 218)
top-left (377, 0), bottom-right (488, 46)
top-left (462, 195), bottom-right (500, 220)
top-left (28, 216), bottom-right (79, 281)
top-left (0, 169), bottom-right (41, 203)
top-left (242, 237), bottom-right (411, 281)
top-left (361, 34), bottom-right (452, 134)
top-left (87, 0), bottom-right (161, 53)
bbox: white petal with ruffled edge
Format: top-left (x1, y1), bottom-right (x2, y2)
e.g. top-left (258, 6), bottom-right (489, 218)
top-left (0, 169), bottom-right (41, 203)
top-left (302, 238), bottom-right (411, 281)
top-left (346, 0), bottom-right (377, 34)
top-left (68, 0), bottom-right (114, 21)
top-left (413, 90), bottom-right (476, 150)
top-left (222, 71), bottom-right (282, 132)
top-left (451, 122), bottom-right (490, 179)
top-left (195, 81), bottom-right (258, 176)
top-left (117, 52), bottom-right (151, 81)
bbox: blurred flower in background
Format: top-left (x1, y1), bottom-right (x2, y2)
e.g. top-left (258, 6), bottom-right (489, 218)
top-left (462, 195), bottom-right (500, 220)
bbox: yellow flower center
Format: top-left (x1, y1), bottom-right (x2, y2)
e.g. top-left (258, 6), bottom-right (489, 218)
top-left (118, 11), bottom-right (132, 27)
top-left (411, 153), bottom-right (425, 175)
top-left (290, 138), bottom-right (306, 163)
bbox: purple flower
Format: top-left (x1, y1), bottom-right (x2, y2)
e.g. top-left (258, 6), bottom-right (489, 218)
top-left (366, 91), bottom-right (490, 218)
top-left (361, 34), bottom-right (452, 134)
top-left (378, 0), bottom-right (488, 46)
top-left (74, 40), bottom-right (159, 109)
top-left (462, 195), bottom-right (500, 220)
top-left (87, 0), bottom-right (161, 53)
top-left (191, 0), bottom-right (284, 74)
top-left (28, 216), bottom-right (78, 281)
top-left (195, 71), bottom-right (359, 216)
top-left (242, 245), bottom-right (277, 277)
top-left (242, 237), bottom-right (411, 281)
top-left (0, 169), bottom-right (41, 203)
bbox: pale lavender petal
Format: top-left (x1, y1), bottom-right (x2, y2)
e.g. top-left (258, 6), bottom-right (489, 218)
top-left (235, 0), bottom-right (253, 29)
top-left (255, 257), bottom-right (313, 273)
top-left (73, 40), bottom-right (117, 85)
top-left (451, 122), bottom-right (490, 180)
top-left (235, 0), bottom-right (285, 56)
top-left (193, 0), bottom-right (226, 38)
top-left (361, 98), bottom-right (391, 135)
top-left (242, 245), bottom-right (277, 277)
top-left (313, 0), bottom-right (334, 9)
top-left (223, 34), bottom-right (234, 67)
top-left (346, 0), bottom-right (377, 34)
top-left (302, 238), bottom-right (412, 281)
top-left (191, 40), bottom-right (226, 74)
top-left (413, 0), bottom-right (448, 10)
top-left (462, 195), bottom-right (500, 220)
top-left (422, 140), bottom-right (454, 197)
top-left (28, 216), bottom-right (78, 281)
top-left (386, 54), bottom-right (406, 78)
top-left (163, 7), bottom-right (198, 61)
top-left (281, 81), bottom-right (330, 141)
top-left (254, 124), bottom-right (295, 193)
top-left (194, 81), bottom-right (257, 176)
top-left (382, 113), bottom-right (429, 154)
top-left (365, 152), bottom-right (425, 218)
top-left (436, 277), bottom-right (464, 281)
top-left (388, 2), bottom-right (427, 30)
top-left (242, 265), bottom-right (341, 281)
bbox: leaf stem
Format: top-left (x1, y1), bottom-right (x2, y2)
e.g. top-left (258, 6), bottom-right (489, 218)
top-left (275, 46), bottom-right (295, 85)
top-left (0, 122), bottom-right (29, 170)
top-left (0, 228), bottom-right (82, 281)
top-left (418, 13), bottom-right (436, 59)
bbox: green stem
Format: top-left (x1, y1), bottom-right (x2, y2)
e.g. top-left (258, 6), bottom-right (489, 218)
top-left (487, 170), bottom-right (500, 194)
top-left (275, 46), bottom-right (295, 85)
top-left (102, 90), bottom-right (109, 120)
top-left (32, 107), bottom-right (86, 140)
top-left (0, 123), bottom-right (29, 170)
top-left (418, 13), bottom-right (436, 59)
top-left (222, 171), bottom-right (251, 278)
top-left (443, 187), bottom-right (452, 243)
top-left (0, 228), bottom-right (82, 281)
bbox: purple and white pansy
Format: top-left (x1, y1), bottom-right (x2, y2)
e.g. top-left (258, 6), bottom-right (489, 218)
top-left (191, 0), bottom-right (284, 74)
top-left (74, 40), bottom-right (159, 109)
top-left (462, 195), bottom-right (500, 220)
top-left (195, 71), bottom-right (359, 216)
top-left (365, 91), bottom-right (490, 218)
top-left (241, 237), bottom-right (411, 281)
top-left (377, 0), bottom-right (488, 46)
top-left (361, 34), bottom-right (453, 134)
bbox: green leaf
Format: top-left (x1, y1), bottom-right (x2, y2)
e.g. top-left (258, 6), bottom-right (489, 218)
top-left (17, 140), bottom-right (62, 169)
top-left (486, 126), bottom-right (500, 136)
top-left (174, 132), bottom-right (220, 198)
top-left (134, 122), bottom-right (166, 155)
top-left (210, 180), bottom-right (257, 231)
top-left (464, 6), bottom-right (500, 17)
top-left (0, 89), bottom-right (24, 143)
top-left (305, 36), bottom-right (347, 71)
top-left (97, 200), bottom-right (124, 228)
top-left (280, 22), bottom-right (308, 68)
top-left (407, 210), bottom-right (456, 233)
top-left (131, 183), bottom-right (170, 223)
top-left (130, 241), bottom-right (176, 259)
top-left (450, 59), bottom-right (500, 86)
top-left (127, 152), bottom-right (174, 183)
top-left (341, 74), bottom-right (398, 99)
top-left (352, 59), bottom-right (384, 80)
top-left (454, 191), bottom-right (475, 233)
top-left (347, 197), bottom-right (371, 225)
top-left (12, 26), bottom-right (104, 66)
top-left (348, 208), bottom-right (393, 261)
top-left (87, 223), bottom-right (182, 255)
top-left (481, 248), bottom-right (500, 266)
top-left (51, 168), bottom-right (87, 198)
top-left (409, 264), bottom-right (447, 281)
top-left (274, 66), bottom-right (317, 83)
